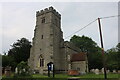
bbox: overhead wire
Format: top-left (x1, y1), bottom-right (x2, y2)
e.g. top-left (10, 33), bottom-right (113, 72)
top-left (99, 15), bottom-right (120, 19)
top-left (64, 19), bottom-right (97, 39)
top-left (64, 15), bottom-right (120, 39)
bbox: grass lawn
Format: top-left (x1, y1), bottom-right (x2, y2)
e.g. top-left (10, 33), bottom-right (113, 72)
top-left (2, 73), bottom-right (120, 80)
top-left (80, 73), bottom-right (119, 78)
top-left (32, 74), bottom-right (49, 78)
top-left (32, 73), bottom-right (120, 78)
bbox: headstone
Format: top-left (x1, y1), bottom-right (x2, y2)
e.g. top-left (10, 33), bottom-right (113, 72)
top-left (101, 68), bottom-right (104, 74)
top-left (2, 67), bottom-right (5, 74)
top-left (33, 71), bottom-right (35, 74)
top-left (15, 67), bottom-right (18, 74)
top-left (5, 66), bottom-right (11, 77)
top-left (23, 68), bottom-right (25, 72)
top-left (90, 69), bottom-right (95, 73)
top-left (107, 70), bottom-right (110, 73)
top-left (19, 70), bottom-right (21, 74)
top-left (113, 70), bottom-right (116, 73)
top-left (118, 70), bottom-right (120, 74)
top-left (94, 69), bottom-right (99, 75)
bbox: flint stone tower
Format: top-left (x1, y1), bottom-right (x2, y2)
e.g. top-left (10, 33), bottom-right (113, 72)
top-left (28, 7), bottom-right (65, 74)
top-left (28, 6), bottom-right (87, 74)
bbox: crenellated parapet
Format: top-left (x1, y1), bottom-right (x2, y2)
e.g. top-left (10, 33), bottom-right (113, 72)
top-left (36, 6), bottom-right (61, 18)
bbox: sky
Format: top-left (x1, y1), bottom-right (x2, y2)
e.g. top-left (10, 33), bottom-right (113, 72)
top-left (118, 2), bottom-right (120, 42)
top-left (0, 2), bottom-right (119, 54)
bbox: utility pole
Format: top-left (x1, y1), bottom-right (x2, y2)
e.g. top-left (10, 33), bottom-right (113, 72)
top-left (98, 18), bottom-right (107, 80)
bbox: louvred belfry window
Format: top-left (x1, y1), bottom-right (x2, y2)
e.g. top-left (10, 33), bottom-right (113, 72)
top-left (41, 35), bottom-right (43, 39)
top-left (41, 17), bottom-right (45, 23)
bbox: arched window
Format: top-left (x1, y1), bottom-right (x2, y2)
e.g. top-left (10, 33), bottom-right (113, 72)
top-left (40, 58), bottom-right (44, 67)
top-left (39, 54), bottom-right (44, 67)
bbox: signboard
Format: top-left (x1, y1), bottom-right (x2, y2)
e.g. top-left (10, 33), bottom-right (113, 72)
top-left (47, 62), bottom-right (54, 77)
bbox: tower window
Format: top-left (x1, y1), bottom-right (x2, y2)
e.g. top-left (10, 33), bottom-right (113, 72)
top-left (41, 17), bottom-right (45, 23)
top-left (41, 35), bottom-right (43, 39)
top-left (40, 58), bottom-right (44, 67)
top-left (55, 18), bottom-right (57, 25)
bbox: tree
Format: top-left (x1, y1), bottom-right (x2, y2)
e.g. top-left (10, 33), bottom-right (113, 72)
top-left (70, 35), bottom-right (100, 53)
top-left (70, 35), bottom-right (103, 70)
top-left (8, 38), bottom-right (31, 66)
top-left (0, 54), bottom-right (1, 66)
top-left (2, 55), bottom-right (17, 71)
top-left (0, 54), bottom-right (1, 74)
top-left (105, 43), bottom-right (120, 71)
top-left (116, 43), bottom-right (120, 70)
top-left (106, 48), bottom-right (118, 71)
top-left (116, 43), bottom-right (120, 51)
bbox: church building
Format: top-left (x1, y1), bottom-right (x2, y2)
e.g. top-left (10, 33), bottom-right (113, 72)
top-left (28, 6), bottom-right (88, 74)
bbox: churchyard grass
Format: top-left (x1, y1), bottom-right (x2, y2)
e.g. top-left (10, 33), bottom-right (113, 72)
top-left (32, 74), bottom-right (48, 78)
top-left (2, 73), bottom-right (120, 79)
top-left (32, 73), bottom-right (120, 78)
top-left (80, 73), bottom-right (119, 78)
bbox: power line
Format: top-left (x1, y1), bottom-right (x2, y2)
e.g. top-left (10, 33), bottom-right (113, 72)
top-left (65, 19), bottom-right (97, 39)
top-left (100, 15), bottom-right (120, 19)
top-left (65, 15), bottom-right (119, 39)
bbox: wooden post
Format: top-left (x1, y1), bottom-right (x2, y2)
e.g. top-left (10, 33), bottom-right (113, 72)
top-left (98, 18), bottom-right (107, 80)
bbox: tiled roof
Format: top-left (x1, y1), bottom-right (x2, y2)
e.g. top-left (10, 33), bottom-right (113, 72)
top-left (71, 52), bottom-right (86, 62)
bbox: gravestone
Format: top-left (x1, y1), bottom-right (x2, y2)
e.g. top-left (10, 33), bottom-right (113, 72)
top-left (90, 69), bottom-right (95, 73)
top-left (107, 70), bottom-right (110, 73)
top-left (118, 70), bottom-right (120, 73)
top-left (113, 70), bottom-right (116, 73)
top-left (94, 69), bottom-right (99, 75)
top-left (5, 66), bottom-right (11, 77)
top-left (23, 68), bottom-right (25, 72)
top-left (101, 68), bottom-right (104, 74)
top-left (2, 67), bottom-right (5, 74)
top-left (15, 67), bottom-right (18, 74)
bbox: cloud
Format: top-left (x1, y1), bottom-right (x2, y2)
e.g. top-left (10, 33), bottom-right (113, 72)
top-left (1, 2), bottom-right (118, 53)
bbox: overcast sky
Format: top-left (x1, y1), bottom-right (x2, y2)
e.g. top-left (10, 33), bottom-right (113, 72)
top-left (0, 2), bottom-right (119, 54)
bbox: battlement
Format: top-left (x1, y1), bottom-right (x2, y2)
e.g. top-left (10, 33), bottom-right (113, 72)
top-left (36, 6), bottom-right (61, 18)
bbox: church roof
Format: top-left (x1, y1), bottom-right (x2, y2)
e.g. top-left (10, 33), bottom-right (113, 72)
top-left (71, 52), bottom-right (86, 62)
top-left (63, 41), bottom-right (81, 52)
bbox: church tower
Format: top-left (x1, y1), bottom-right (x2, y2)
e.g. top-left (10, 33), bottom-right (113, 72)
top-left (28, 6), bottom-right (64, 74)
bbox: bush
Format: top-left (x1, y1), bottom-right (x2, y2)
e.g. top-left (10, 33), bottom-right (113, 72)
top-left (14, 61), bottom-right (31, 77)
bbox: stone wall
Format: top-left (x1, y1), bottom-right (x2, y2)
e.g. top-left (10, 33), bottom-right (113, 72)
top-left (60, 41), bottom-right (81, 72)
top-left (71, 61), bottom-right (86, 74)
